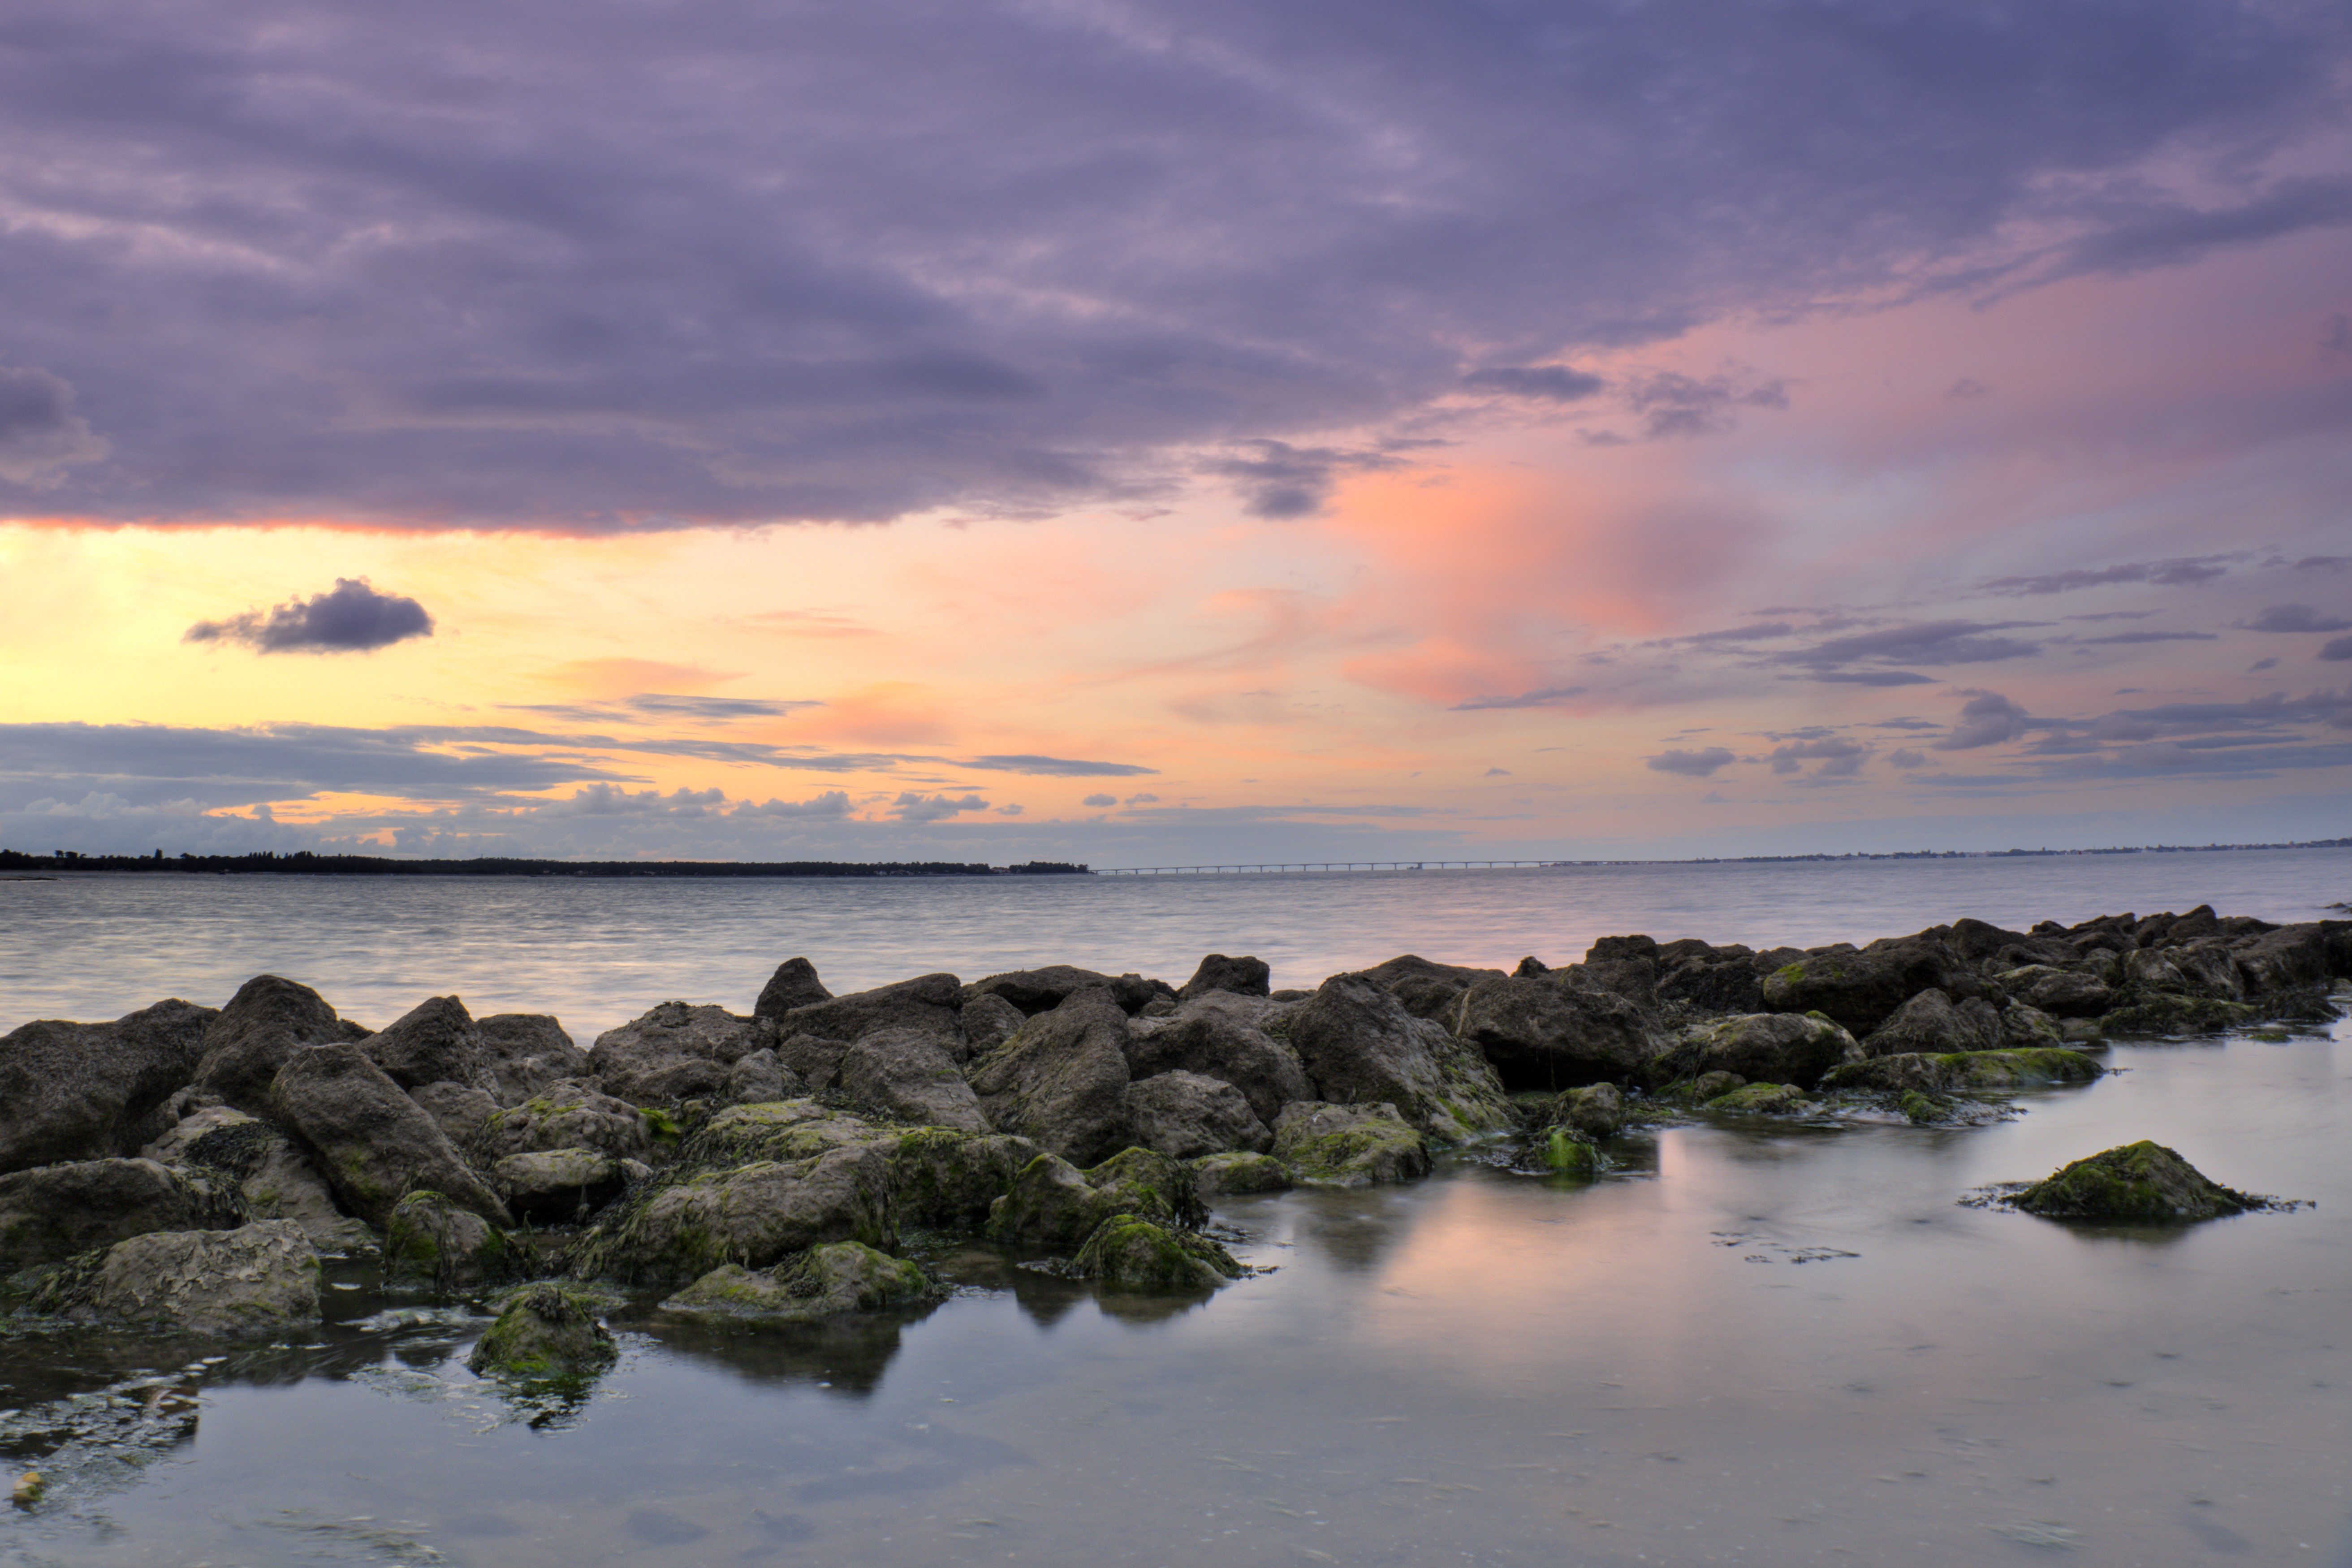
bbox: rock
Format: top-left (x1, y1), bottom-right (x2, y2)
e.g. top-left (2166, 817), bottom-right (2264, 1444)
top-left (1178, 954), bottom-right (1272, 1000)
top-left (1285, 975), bottom-right (1514, 1140)
top-left (268, 1044), bottom-right (511, 1228)
top-left (2227, 921), bottom-right (2352, 993)
top-left (985, 1147), bottom-right (1204, 1248)
top-left (468, 1283), bottom-right (617, 1381)
top-left (1074, 1217), bottom-right (1244, 1292)
top-left (1536, 1128), bottom-right (1600, 1177)
top-left (1820, 1048), bottom-right (2103, 1094)
top-left (772, 1032), bottom-right (853, 1088)
top-left (150, 1107), bottom-right (351, 1247)
top-left (767, 973), bottom-right (966, 1051)
top-left (2168, 945), bottom-right (2247, 1000)
top-left (967, 987), bottom-right (1134, 1166)
top-left (193, 976), bottom-right (350, 1114)
top-left (2012, 1141), bottom-right (2257, 1221)
top-left (1126, 1071), bottom-right (1272, 1158)
top-left (1759, 938), bottom-right (1954, 1035)
top-left (1570, 937), bottom-right (1660, 1008)
top-left (1997, 966), bottom-right (2111, 1017)
top-left (384, 1191), bottom-right (515, 1287)
top-left (753, 956), bottom-right (833, 1018)
top-left (1683, 1070), bottom-right (1743, 1100)
top-left (1123, 993), bottom-right (1312, 1127)
top-left (1455, 975), bottom-right (1662, 1092)
top-left (358, 995), bottom-right (495, 1093)
top-left (1664, 1012), bottom-right (1860, 1088)
top-left (410, 1081), bottom-right (500, 1152)
top-left (959, 993), bottom-right (1027, 1056)
top-left (1512, 955), bottom-right (1549, 977)
top-left (2121, 947), bottom-right (2191, 993)
top-left (1861, 989), bottom-right (2002, 1056)
top-left (838, 1027), bottom-right (988, 1131)
top-left (478, 1081), bottom-right (652, 1162)
top-left (0, 1158), bottom-right (239, 1268)
top-left (1997, 1002), bottom-right (2066, 1049)
top-left (677, 1100), bottom-right (886, 1167)
top-left (722, 1048), bottom-right (799, 1105)
top-left (495, 1149), bottom-right (628, 1225)
top-left (1190, 1151), bottom-right (1294, 1198)
top-left (1656, 958), bottom-right (1765, 1015)
top-left (575, 1142), bottom-right (895, 1284)
top-left (1705, 1082), bottom-right (1810, 1115)
top-left (660, 1241), bottom-right (939, 1322)
top-left (1547, 1083), bottom-right (1625, 1138)
top-left (1947, 917), bottom-right (2031, 961)
top-left (29, 1220), bottom-right (319, 1336)
top-left (589, 1002), bottom-right (762, 1104)
top-left (472, 1014), bottom-right (591, 1106)
top-left (2096, 993), bottom-right (2261, 1038)
top-left (1269, 1102), bottom-right (1432, 1186)
top-left (1346, 955), bottom-right (1507, 1026)
top-left (0, 999), bottom-right (216, 1174)
top-left (882, 1130), bottom-right (1043, 1229)
top-left (962, 967), bottom-right (1167, 1018)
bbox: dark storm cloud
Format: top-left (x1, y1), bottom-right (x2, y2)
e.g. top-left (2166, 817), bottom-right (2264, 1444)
top-left (1975, 556), bottom-right (2238, 596)
top-left (184, 578), bottom-right (434, 653)
top-left (4, 0), bottom-right (2348, 527)
top-left (1461, 367), bottom-right (1605, 402)
top-left (2238, 604), bottom-right (2352, 633)
top-left (1647, 747), bottom-right (1736, 777)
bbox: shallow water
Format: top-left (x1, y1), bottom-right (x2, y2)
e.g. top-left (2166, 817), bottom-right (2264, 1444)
top-left (5, 1027), bottom-right (2348, 1568)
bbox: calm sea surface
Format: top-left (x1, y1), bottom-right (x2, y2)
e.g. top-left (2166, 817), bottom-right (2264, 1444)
top-left (3, 850), bottom-right (2349, 1567)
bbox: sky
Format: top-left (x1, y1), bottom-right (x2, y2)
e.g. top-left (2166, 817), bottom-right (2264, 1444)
top-left (3, 0), bottom-right (2350, 866)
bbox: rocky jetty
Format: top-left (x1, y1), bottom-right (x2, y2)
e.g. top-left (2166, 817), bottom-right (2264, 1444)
top-left (0, 903), bottom-right (2338, 1350)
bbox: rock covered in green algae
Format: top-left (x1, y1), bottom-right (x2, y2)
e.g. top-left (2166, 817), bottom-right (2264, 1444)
top-left (30, 1219), bottom-right (319, 1336)
top-left (572, 1140), bottom-right (896, 1286)
top-left (494, 1147), bottom-right (628, 1226)
top-left (1546, 1082), bottom-right (1626, 1137)
top-left (1703, 1082), bottom-right (1811, 1115)
top-left (986, 1147), bottom-right (1203, 1247)
top-left (1657, 1011), bottom-right (1860, 1090)
top-left (1073, 1214), bottom-right (1244, 1292)
top-left (1189, 1151), bottom-right (1293, 1197)
top-left (1537, 1127), bottom-right (1600, 1178)
top-left (1269, 1102), bottom-right (1432, 1186)
top-left (660, 1240), bottom-right (940, 1322)
top-left (1821, 1048), bottom-right (2102, 1095)
top-left (2011, 1141), bottom-right (2260, 1221)
top-left (467, 1282), bottom-right (616, 1381)
top-left (884, 1128), bottom-right (1044, 1230)
top-left (384, 1190), bottom-right (515, 1287)
top-left (2095, 993), bottom-right (2261, 1039)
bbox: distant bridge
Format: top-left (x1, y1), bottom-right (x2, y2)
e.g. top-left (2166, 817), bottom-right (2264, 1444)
top-left (1096, 860), bottom-right (1571, 876)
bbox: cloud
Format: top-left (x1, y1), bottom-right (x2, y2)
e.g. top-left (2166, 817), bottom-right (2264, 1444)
top-left (185, 578), bottom-right (434, 654)
top-left (1935, 691), bottom-right (2032, 751)
top-left (1125, 793), bottom-right (1160, 804)
top-left (4, 1), bottom-right (2346, 528)
top-left (0, 365), bottom-right (108, 486)
top-left (1670, 622), bottom-right (1795, 645)
top-left (1200, 441), bottom-right (1396, 519)
top-left (1483, 767), bottom-right (1511, 777)
top-left (2249, 657), bottom-right (2279, 671)
top-left (1620, 370), bottom-right (1790, 440)
top-left (1975, 556), bottom-right (2236, 595)
top-left (1803, 670), bottom-right (1939, 687)
top-left (1647, 747), bottom-right (1736, 777)
top-left (1789, 620), bottom-right (2043, 670)
top-left (621, 693), bottom-right (823, 720)
top-left (1461, 366), bottom-right (1605, 402)
top-left (1450, 686), bottom-right (1587, 712)
top-left (996, 802), bottom-right (1025, 815)
top-left (1888, 749), bottom-right (1926, 769)
top-left (957, 754), bottom-right (1159, 777)
top-left (889, 792), bottom-right (990, 823)
top-left (2323, 636), bottom-right (2352, 662)
top-left (1769, 737), bottom-right (1868, 776)
top-left (2078, 630), bottom-right (2217, 644)
top-left (2238, 604), bottom-right (2352, 633)
top-left (1083, 793), bottom-right (1118, 807)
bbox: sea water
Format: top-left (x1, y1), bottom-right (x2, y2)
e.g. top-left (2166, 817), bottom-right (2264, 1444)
top-left (2, 850), bottom-right (2348, 1566)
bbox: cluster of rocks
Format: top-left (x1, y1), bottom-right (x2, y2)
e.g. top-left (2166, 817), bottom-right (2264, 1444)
top-left (2, 905), bottom-right (2342, 1368)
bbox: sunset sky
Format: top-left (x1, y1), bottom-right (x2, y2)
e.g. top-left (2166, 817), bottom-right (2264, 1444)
top-left (4, 0), bottom-right (2350, 864)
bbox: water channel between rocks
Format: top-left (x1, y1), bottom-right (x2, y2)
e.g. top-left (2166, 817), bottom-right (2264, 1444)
top-left (4, 1027), bottom-right (2346, 1568)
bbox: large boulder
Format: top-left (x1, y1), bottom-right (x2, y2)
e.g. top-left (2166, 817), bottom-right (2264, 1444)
top-left (2228, 921), bottom-right (2352, 993)
top-left (358, 996), bottom-right (495, 1093)
top-left (1656, 955), bottom-right (1765, 1015)
top-left (1666, 1012), bottom-right (1860, 1088)
top-left (837, 1028), bottom-right (988, 1132)
top-left (0, 1157), bottom-right (239, 1268)
top-left (474, 1014), bottom-right (592, 1106)
top-left (410, 1081), bottom-right (500, 1152)
top-left (383, 1191), bottom-right (516, 1287)
top-left (722, 1048), bottom-right (799, 1104)
top-left (1546, 1083), bottom-right (1626, 1138)
top-left (1269, 1102), bottom-right (1431, 1186)
top-left (1997, 966), bottom-right (2112, 1018)
top-left (765, 974), bottom-right (966, 1053)
top-left (477, 1080), bottom-right (652, 1163)
top-left (2011, 1141), bottom-right (2259, 1221)
top-left (660, 1240), bottom-right (940, 1322)
top-left (753, 956), bottom-right (833, 1018)
top-left (882, 1129), bottom-right (1044, 1229)
top-left (193, 976), bottom-right (354, 1113)
top-left (1455, 975), bottom-right (1662, 1092)
top-left (1075, 1217), bottom-right (1244, 1292)
top-left (469, 1283), bottom-right (617, 1381)
top-left (1125, 1071), bottom-right (1271, 1158)
top-left (147, 1107), bottom-right (353, 1248)
top-left (1123, 993), bottom-right (1312, 1127)
top-left (574, 1142), bottom-right (895, 1285)
top-left (0, 998), bottom-right (216, 1174)
top-left (494, 1149), bottom-right (629, 1225)
top-left (959, 993), bottom-right (1027, 1056)
top-left (1178, 955), bottom-right (1272, 1000)
top-left (589, 1002), bottom-right (762, 1104)
top-left (962, 967), bottom-right (1169, 1018)
top-left (1759, 938), bottom-right (1955, 1035)
top-left (29, 1220), bottom-right (319, 1336)
top-left (1191, 1151), bottom-right (1294, 1198)
top-left (1821, 1048), bottom-right (2103, 1094)
top-left (1861, 989), bottom-right (2002, 1056)
top-left (1284, 975), bottom-right (1513, 1140)
top-left (1346, 955), bottom-right (1507, 1026)
top-left (267, 1044), bottom-right (510, 1228)
top-left (967, 987), bottom-right (1134, 1166)
top-left (985, 1147), bottom-right (1204, 1248)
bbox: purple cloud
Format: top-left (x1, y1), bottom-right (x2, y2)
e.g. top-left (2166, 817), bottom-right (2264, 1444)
top-left (184, 578), bottom-right (433, 654)
top-left (1647, 747), bottom-right (1737, 777)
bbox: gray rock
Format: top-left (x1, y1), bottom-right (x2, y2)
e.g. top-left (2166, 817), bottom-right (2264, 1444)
top-left (469, 1283), bottom-right (616, 1381)
top-left (1998, 1001), bottom-right (2067, 1049)
top-left (2227, 921), bottom-right (2352, 993)
top-left (268, 1044), bottom-right (510, 1229)
top-left (1997, 965), bottom-right (2112, 1017)
top-left (773, 1032), bottom-right (853, 1088)
top-left (1861, 988), bottom-right (2002, 1055)
top-left (1270, 1102), bottom-right (1432, 1186)
top-left (148, 1107), bottom-right (351, 1247)
top-left (985, 1147), bottom-right (1203, 1248)
top-left (753, 956), bottom-right (833, 1018)
top-left (958, 993), bottom-right (1027, 1056)
top-left (2169, 945), bottom-right (2247, 1000)
top-left (660, 1241), bottom-right (939, 1322)
top-left (838, 1027), bottom-right (988, 1131)
top-left (1178, 954), bottom-right (1272, 1000)
top-left (589, 1002), bottom-right (763, 1103)
top-left (1074, 1217), bottom-right (1244, 1292)
top-left (0, 998), bottom-right (216, 1175)
top-left (1455, 975), bottom-right (1663, 1091)
top-left (384, 1191), bottom-right (515, 1287)
top-left (193, 976), bottom-right (350, 1114)
top-left (1759, 937), bottom-right (1956, 1034)
top-left (575, 1141), bottom-right (895, 1285)
top-left (1656, 958), bottom-right (1765, 1015)
top-left (1346, 954), bottom-right (1508, 1026)
top-left (359, 995), bottom-right (494, 1093)
top-left (410, 1081), bottom-right (500, 1152)
top-left (477, 1080), bottom-right (651, 1163)
top-left (881, 1129), bottom-right (1044, 1229)
top-left (474, 1014), bottom-right (591, 1106)
top-left (722, 1048), bottom-right (802, 1105)
top-left (1285, 975), bottom-right (1514, 1141)
top-left (1666, 1012), bottom-right (1861, 1088)
top-left (1123, 993), bottom-right (1312, 1127)
top-left (1548, 1082), bottom-right (1626, 1138)
top-left (962, 966), bottom-right (1167, 1017)
top-left (495, 1148), bottom-right (628, 1225)
top-left (767, 973), bottom-right (966, 1050)
top-left (1125, 1070), bottom-right (1272, 1158)
top-left (967, 987), bottom-right (1134, 1166)
top-left (1190, 1151), bottom-right (1294, 1197)
top-left (30, 1220), bottom-right (320, 1336)
top-left (0, 1157), bottom-right (239, 1268)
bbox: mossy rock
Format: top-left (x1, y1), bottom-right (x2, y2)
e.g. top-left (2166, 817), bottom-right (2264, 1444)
top-left (2011, 1141), bottom-right (2258, 1221)
top-left (885, 1129), bottom-right (1044, 1230)
top-left (1073, 1214), bottom-right (1244, 1292)
top-left (1538, 1128), bottom-right (1600, 1178)
top-left (984, 1147), bottom-right (1202, 1248)
top-left (384, 1191), bottom-right (516, 1288)
top-left (659, 1240), bottom-right (940, 1322)
top-left (2095, 993), bottom-right (2260, 1039)
top-left (1823, 1049), bottom-right (2101, 1095)
top-left (1545, 1082), bottom-right (1626, 1137)
top-left (467, 1282), bottom-right (617, 1382)
top-left (1703, 1082), bottom-right (1810, 1115)
top-left (1190, 1151), bottom-right (1294, 1198)
top-left (677, 1100), bottom-right (877, 1167)
top-left (1898, 1090), bottom-right (1954, 1125)
top-left (1269, 1102), bottom-right (1432, 1186)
